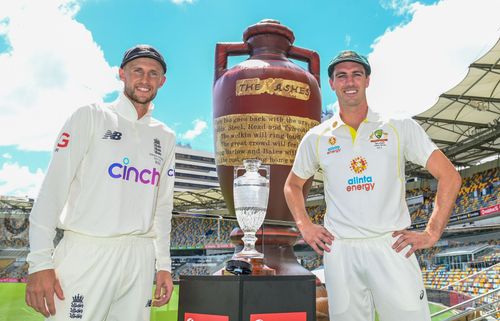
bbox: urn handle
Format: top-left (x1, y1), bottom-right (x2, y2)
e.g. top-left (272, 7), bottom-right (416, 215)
top-left (214, 42), bottom-right (250, 82)
top-left (288, 45), bottom-right (321, 86)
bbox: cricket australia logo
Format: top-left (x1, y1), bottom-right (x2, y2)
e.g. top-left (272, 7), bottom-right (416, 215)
top-left (69, 294), bottom-right (84, 319)
top-left (369, 129), bottom-right (388, 149)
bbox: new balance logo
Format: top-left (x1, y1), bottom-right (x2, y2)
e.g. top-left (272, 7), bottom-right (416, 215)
top-left (102, 130), bottom-right (122, 140)
top-left (145, 299), bottom-right (152, 307)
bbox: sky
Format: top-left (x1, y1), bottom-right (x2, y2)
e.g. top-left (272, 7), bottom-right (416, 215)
top-left (0, 0), bottom-right (499, 198)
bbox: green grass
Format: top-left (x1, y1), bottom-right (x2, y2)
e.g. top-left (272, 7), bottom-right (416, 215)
top-left (0, 283), bottom-right (179, 321)
top-left (373, 302), bottom-right (456, 321)
top-left (0, 283), bottom-right (459, 321)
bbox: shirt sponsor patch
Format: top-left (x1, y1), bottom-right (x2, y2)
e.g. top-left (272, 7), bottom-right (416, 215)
top-left (55, 132), bottom-right (70, 151)
top-left (346, 156), bottom-right (375, 192)
top-left (326, 135), bottom-right (341, 155)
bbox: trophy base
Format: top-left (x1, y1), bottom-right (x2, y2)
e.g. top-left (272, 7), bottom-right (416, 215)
top-left (233, 249), bottom-right (264, 260)
top-left (223, 257), bottom-right (276, 276)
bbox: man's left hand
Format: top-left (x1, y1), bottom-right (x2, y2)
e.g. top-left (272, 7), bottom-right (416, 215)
top-left (153, 270), bottom-right (173, 307)
top-left (392, 230), bottom-right (438, 258)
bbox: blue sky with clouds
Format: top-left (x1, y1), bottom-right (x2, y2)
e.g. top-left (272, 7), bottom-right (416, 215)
top-left (0, 0), bottom-right (499, 197)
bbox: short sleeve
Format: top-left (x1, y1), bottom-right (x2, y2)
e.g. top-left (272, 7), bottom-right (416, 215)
top-left (292, 130), bottom-right (320, 179)
top-left (401, 118), bottom-right (438, 167)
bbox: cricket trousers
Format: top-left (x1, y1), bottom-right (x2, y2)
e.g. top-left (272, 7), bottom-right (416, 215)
top-left (324, 233), bottom-right (431, 321)
top-left (47, 231), bottom-right (155, 321)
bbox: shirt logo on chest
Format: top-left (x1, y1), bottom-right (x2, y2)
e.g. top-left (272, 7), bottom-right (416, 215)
top-left (150, 138), bottom-right (164, 165)
top-left (349, 156), bottom-right (368, 174)
top-left (326, 135), bottom-right (341, 155)
top-left (346, 156), bottom-right (375, 192)
top-left (102, 130), bottom-right (122, 140)
top-left (369, 129), bottom-right (388, 149)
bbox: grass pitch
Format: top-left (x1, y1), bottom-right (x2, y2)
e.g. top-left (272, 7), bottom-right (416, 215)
top-left (1, 283), bottom-right (457, 321)
top-left (0, 283), bottom-right (179, 321)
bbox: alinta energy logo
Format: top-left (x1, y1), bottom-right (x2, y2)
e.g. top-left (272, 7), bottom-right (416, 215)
top-left (107, 157), bottom-right (174, 186)
top-left (346, 156), bottom-right (375, 192)
top-left (326, 135), bottom-right (341, 155)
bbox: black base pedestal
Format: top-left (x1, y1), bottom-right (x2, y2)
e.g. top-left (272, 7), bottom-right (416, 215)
top-left (178, 275), bottom-right (316, 321)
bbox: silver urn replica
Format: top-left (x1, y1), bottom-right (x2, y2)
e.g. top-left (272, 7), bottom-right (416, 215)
top-left (233, 159), bottom-right (270, 259)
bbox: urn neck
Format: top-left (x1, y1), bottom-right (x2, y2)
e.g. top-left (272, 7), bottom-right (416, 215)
top-left (247, 34), bottom-right (290, 59)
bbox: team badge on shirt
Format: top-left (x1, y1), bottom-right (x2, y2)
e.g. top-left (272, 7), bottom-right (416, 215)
top-left (327, 136), bottom-right (341, 155)
top-left (369, 129), bottom-right (388, 149)
top-left (150, 138), bottom-right (164, 165)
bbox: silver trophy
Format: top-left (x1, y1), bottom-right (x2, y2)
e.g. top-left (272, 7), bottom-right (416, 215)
top-left (233, 159), bottom-right (270, 259)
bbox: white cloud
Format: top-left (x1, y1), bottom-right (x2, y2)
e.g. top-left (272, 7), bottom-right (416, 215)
top-left (0, 0), bottom-right (121, 151)
top-left (379, 0), bottom-right (413, 15)
top-left (367, 0), bottom-right (500, 118)
top-left (181, 119), bottom-right (208, 140)
top-left (2, 153), bottom-right (12, 159)
top-left (0, 162), bottom-right (45, 198)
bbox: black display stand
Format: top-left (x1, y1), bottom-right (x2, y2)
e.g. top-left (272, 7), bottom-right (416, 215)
top-left (178, 275), bottom-right (316, 321)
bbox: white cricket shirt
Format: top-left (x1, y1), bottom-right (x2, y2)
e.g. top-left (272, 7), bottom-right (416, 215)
top-left (27, 94), bottom-right (176, 274)
top-left (292, 109), bottom-right (437, 238)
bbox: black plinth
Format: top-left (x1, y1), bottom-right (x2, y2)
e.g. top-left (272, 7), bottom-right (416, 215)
top-left (178, 275), bottom-right (316, 321)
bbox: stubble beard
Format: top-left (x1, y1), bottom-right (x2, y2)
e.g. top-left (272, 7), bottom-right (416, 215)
top-left (124, 85), bottom-right (157, 107)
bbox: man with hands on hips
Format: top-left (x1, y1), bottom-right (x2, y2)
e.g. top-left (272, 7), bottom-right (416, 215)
top-left (25, 45), bottom-right (175, 320)
top-left (284, 50), bottom-right (461, 321)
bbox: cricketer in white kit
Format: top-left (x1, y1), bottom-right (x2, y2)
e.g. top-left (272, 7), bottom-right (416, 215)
top-left (284, 50), bottom-right (461, 321)
top-left (26, 45), bottom-right (176, 321)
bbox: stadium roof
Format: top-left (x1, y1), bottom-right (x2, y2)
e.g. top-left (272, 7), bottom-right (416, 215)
top-left (435, 244), bottom-right (491, 257)
top-left (408, 38), bottom-right (500, 176)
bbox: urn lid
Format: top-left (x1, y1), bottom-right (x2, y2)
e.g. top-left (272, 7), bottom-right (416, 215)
top-left (243, 19), bottom-right (295, 44)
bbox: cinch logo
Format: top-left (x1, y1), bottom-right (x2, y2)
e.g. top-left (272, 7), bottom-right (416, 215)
top-left (108, 157), bottom-right (160, 185)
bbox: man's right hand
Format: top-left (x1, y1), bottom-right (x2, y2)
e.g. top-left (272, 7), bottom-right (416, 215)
top-left (299, 222), bottom-right (335, 256)
top-left (25, 269), bottom-right (65, 317)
